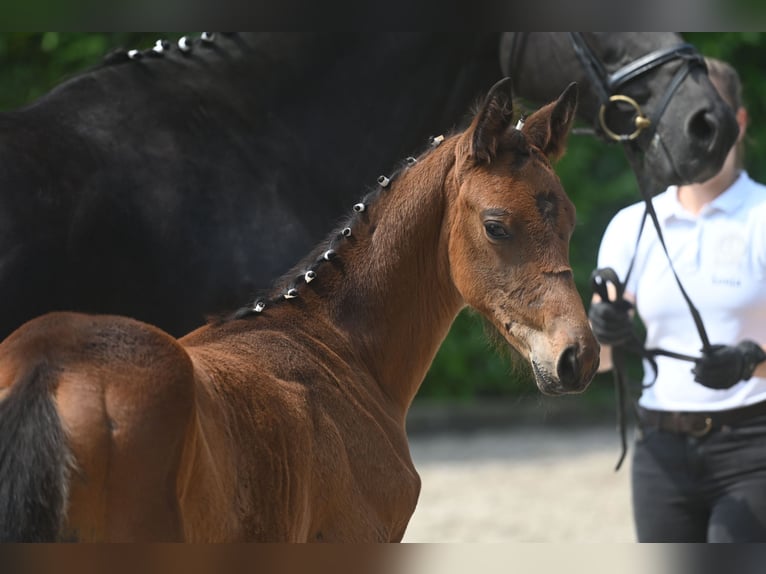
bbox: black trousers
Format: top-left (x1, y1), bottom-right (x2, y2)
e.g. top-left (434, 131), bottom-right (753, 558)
top-left (631, 413), bottom-right (766, 542)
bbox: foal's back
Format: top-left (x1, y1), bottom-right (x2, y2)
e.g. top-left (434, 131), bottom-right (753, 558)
top-left (178, 311), bottom-right (421, 541)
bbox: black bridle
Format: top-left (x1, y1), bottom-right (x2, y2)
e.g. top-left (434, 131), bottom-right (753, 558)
top-left (566, 33), bottom-right (714, 470)
top-left (565, 32), bottom-right (712, 353)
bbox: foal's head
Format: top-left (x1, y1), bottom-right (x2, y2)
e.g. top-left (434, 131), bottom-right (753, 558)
top-left (448, 78), bottom-right (599, 395)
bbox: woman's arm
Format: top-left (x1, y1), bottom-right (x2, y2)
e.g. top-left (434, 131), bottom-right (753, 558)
top-left (590, 286), bottom-right (636, 373)
top-left (752, 345), bottom-right (766, 378)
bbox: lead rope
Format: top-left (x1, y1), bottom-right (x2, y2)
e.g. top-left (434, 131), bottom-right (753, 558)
top-left (626, 146), bottom-right (714, 354)
top-left (590, 267), bottom-right (639, 471)
top-left (596, 149), bottom-right (715, 471)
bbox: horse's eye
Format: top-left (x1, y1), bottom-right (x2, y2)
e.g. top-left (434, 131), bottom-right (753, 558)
top-left (484, 221), bottom-right (511, 240)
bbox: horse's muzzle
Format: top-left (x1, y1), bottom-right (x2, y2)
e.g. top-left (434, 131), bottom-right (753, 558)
top-left (532, 342), bottom-right (599, 396)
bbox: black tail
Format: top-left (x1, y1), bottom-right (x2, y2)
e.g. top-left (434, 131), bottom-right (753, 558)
top-left (0, 361), bottom-right (71, 541)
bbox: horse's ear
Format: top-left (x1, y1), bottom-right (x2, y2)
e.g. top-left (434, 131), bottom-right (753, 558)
top-left (466, 77), bottom-right (515, 164)
top-left (522, 82), bottom-right (578, 162)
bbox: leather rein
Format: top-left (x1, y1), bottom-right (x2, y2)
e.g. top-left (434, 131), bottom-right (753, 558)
top-left (567, 33), bottom-right (713, 469)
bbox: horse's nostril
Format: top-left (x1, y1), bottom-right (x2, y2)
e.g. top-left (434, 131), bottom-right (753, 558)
top-left (687, 109), bottom-right (717, 144)
top-left (556, 344), bottom-right (580, 389)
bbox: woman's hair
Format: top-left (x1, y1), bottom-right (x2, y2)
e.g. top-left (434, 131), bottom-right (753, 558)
top-left (705, 57), bottom-right (743, 110)
top-left (705, 56), bottom-right (746, 168)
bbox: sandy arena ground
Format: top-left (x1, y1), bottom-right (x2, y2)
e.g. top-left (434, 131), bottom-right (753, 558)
top-left (402, 423), bottom-right (637, 543)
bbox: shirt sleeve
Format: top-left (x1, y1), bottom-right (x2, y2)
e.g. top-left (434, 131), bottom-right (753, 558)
top-left (596, 205), bottom-right (644, 296)
top-left (751, 202), bottom-right (766, 276)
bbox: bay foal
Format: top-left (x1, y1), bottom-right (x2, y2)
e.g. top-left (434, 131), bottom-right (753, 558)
top-left (0, 78), bottom-right (598, 542)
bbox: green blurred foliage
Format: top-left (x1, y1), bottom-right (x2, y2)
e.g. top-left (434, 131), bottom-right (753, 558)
top-left (1, 33), bottom-right (763, 402)
top-left (0, 33), bottom-right (169, 109)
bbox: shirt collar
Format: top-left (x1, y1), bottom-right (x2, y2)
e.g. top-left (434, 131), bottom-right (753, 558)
top-left (654, 171), bottom-right (750, 222)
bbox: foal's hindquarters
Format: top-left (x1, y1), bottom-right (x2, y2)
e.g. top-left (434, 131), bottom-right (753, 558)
top-left (0, 311), bottom-right (196, 541)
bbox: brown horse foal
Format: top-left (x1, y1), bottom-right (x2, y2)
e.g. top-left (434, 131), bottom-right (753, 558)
top-left (0, 78), bottom-right (599, 542)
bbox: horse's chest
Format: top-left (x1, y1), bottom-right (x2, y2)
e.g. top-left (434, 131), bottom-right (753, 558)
top-left (312, 445), bottom-right (421, 542)
top-left (310, 421), bottom-right (421, 541)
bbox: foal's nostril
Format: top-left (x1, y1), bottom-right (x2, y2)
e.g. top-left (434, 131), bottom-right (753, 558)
top-left (556, 344), bottom-right (581, 389)
top-left (686, 109), bottom-right (716, 145)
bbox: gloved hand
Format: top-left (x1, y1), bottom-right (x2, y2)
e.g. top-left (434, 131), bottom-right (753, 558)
top-left (588, 298), bottom-right (635, 347)
top-left (692, 340), bottom-right (766, 390)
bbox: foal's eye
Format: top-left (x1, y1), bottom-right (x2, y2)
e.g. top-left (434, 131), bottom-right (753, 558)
top-left (484, 221), bottom-right (511, 240)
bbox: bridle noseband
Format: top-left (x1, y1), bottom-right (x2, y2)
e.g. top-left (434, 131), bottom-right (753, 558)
top-left (568, 32), bottom-right (707, 143)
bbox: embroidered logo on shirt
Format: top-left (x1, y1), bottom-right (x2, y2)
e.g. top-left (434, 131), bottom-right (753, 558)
top-left (711, 232), bottom-right (746, 287)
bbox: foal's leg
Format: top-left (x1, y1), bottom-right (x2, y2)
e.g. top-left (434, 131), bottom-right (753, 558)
top-left (45, 314), bottom-right (196, 541)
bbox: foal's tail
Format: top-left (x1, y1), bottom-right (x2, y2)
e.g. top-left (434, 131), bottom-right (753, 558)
top-left (0, 361), bottom-right (71, 542)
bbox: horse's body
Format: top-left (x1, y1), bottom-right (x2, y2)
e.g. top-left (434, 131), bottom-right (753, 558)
top-left (0, 79), bottom-right (599, 542)
top-left (0, 33), bottom-right (736, 339)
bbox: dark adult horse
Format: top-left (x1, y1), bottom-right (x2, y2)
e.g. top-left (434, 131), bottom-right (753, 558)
top-left (0, 33), bottom-right (736, 339)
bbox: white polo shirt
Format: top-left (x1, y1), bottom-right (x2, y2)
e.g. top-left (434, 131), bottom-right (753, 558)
top-left (597, 171), bottom-right (766, 412)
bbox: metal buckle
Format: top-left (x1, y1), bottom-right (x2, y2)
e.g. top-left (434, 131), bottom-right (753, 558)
top-left (598, 94), bottom-right (652, 142)
top-left (689, 416), bottom-right (713, 438)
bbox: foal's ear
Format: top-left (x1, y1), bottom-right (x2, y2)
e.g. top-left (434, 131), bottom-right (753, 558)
top-left (467, 77), bottom-right (515, 164)
top-left (522, 82), bottom-right (578, 162)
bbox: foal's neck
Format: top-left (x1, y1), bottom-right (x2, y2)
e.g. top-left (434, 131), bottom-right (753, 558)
top-left (328, 140), bottom-right (464, 414)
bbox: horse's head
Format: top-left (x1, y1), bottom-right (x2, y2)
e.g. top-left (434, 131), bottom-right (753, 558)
top-left (501, 32), bottom-right (739, 188)
top-left (448, 78), bottom-right (599, 396)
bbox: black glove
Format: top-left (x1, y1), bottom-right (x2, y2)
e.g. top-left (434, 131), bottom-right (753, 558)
top-left (692, 340), bottom-right (766, 390)
top-left (588, 299), bottom-right (635, 347)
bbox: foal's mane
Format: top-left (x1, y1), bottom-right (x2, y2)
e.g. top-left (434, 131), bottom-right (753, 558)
top-left (222, 133), bottom-right (454, 324)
